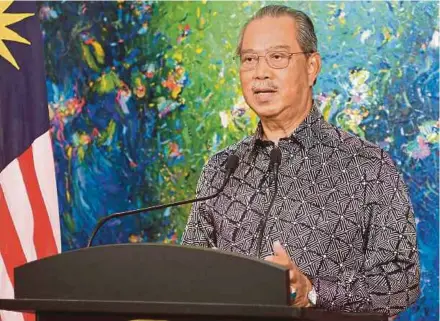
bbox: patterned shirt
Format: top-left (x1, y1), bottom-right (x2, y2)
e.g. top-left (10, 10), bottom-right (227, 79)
top-left (181, 103), bottom-right (420, 316)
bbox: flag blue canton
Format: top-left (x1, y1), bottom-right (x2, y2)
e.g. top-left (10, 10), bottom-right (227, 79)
top-left (0, 1), bottom-right (50, 172)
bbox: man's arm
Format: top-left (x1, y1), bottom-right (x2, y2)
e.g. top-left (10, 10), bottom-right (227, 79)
top-left (181, 165), bottom-right (217, 248)
top-left (311, 154), bottom-right (420, 316)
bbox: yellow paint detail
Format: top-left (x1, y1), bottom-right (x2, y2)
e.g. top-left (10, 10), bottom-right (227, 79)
top-left (0, 1), bottom-right (34, 70)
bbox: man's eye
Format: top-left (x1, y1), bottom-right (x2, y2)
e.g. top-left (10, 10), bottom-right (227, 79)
top-left (271, 53), bottom-right (286, 60)
top-left (242, 56), bottom-right (256, 63)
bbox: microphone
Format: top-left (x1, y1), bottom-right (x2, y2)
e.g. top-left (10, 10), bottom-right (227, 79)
top-left (87, 154), bottom-right (240, 247)
top-left (256, 145), bottom-right (282, 258)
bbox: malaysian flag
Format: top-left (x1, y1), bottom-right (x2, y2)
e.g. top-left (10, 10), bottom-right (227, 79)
top-left (0, 1), bottom-right (61, 321)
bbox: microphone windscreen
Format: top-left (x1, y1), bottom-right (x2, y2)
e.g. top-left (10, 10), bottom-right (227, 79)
top-left (226, 154), bottom-right (240, 172)
top-left (270, 147), bottom-right (282, 165)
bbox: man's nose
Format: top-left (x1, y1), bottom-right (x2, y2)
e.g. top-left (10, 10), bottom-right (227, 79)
top-left (253, 56), bottom-right (272, 80)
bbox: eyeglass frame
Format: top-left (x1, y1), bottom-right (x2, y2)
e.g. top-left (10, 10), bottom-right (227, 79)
top-left (236, 50), bottom-right (314, 70)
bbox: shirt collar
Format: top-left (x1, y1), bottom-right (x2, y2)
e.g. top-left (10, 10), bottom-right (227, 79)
top-left (251, 100), bottom-right (324, 151)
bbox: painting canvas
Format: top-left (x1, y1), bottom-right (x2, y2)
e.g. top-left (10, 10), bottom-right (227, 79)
top-left (38, 1), bottom-right (438, 320)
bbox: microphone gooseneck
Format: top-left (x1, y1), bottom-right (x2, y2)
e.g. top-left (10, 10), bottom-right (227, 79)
top-left (87, 154), bottom-right (240, 248)
top-left (256, 146), bottom-right (281, 258)
top-left (196, 154), bottom-right (240, 248)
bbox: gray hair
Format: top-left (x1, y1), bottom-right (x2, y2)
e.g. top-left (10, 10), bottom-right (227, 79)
top-left (236, 5), bottom-right (318, 56)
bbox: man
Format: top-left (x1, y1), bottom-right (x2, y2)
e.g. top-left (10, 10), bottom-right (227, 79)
top-left (181, 5), bottom-right (420, 317)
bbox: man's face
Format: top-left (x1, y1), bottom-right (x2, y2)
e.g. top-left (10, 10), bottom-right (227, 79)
top-left (239, 16), bottom-right (315, 120)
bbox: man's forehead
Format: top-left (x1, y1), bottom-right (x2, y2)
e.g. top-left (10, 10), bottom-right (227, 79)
top-left (240, 45), bottom-right (292, 54)
top-left (240, 16), bottom-right (299, 52)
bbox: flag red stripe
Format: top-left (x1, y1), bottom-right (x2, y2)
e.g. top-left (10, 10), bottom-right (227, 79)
top-left (22, 313), bottom-right (34, 321)
top-left (18, 147), bottom-right (57, 259)
top-left (0, 187), bottom-right (26, 286)
top-left (0, 186), bottom-right (35, 321)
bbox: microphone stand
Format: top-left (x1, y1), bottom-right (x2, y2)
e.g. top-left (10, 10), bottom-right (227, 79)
top-left (256, 146), bottom-right (282, 258)
top-left (87, 155), bottom-right (239, 247)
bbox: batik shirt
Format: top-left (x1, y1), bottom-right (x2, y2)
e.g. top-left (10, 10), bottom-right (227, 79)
top-left (181, 103), bottom-right (420, 316)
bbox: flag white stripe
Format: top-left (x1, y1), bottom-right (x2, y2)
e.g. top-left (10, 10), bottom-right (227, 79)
top-left (33, 131), bottom-right (61, 252)
top-left (0, 161), bottom-right (37, 263)
top-left (0, 254), bottom-right (25, 321)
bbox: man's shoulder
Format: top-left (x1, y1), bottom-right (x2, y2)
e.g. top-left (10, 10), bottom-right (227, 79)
top-left (328, 124), bottom-right (396, 168)
top-left (203, 136), bottom-right (253, 170)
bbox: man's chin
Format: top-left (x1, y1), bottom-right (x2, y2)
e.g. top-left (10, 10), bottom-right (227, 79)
top-left (251, 104), bottom-right (283, 119)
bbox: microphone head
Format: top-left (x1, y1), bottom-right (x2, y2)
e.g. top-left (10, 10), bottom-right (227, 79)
top-left (226, 154), bottom-right (240, 172)
top-left (270, 147), bottom-right (282, 165)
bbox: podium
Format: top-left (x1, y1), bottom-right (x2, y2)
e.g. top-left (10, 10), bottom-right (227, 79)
top-left (0, 244), bottom-right (386, 321)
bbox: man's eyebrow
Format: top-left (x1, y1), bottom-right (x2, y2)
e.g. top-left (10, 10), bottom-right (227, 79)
top-left (240, 45), bottom-right (292, 54)
top-left (269, 45), bottom-right (291, 51)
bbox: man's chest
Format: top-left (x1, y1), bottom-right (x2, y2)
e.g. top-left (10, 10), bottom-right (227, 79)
top-left (205, 151), bottom-right (369, 264)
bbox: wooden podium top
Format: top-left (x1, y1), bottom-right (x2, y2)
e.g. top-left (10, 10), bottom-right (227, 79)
top-left (0, 298), bottom-right (386, 321)
top-left (0, 244), bottom-right (387, 321)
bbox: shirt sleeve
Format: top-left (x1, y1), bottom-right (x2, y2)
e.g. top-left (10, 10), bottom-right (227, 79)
top-left (181, 164), bottom-right (217, 248)
top-left (310, 153), bottom-right (420, 316)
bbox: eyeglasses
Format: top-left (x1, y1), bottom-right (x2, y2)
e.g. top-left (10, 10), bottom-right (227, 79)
top-left (238, 51), bottom-right (311, 71)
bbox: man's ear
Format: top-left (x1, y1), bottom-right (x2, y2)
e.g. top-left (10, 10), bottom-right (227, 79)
top-left (307, 52), bottom-right (321, 87)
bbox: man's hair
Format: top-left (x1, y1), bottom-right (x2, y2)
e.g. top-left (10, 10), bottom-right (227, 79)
top-left (236, 5), bottom-right (318, 56)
